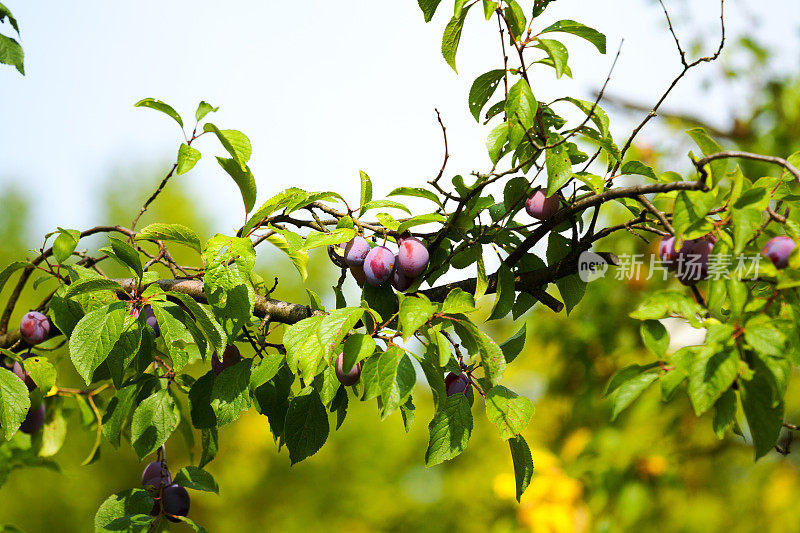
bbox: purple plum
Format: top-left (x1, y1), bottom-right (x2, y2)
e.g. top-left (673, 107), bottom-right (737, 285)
top-left (211, 345), bottom-right (242, 376)
top-left (525, 190), bottom-right (559, 220)
top-left (350, 264), bottom-right (367, 286)
top-left (397, 237), bottom-right (429, 278)
top-left (141, 460), bottom-right (172, 488)
top-left (162, 484), bottom-right (190, 522)
top-left (445, 372), bottom-right (472, 399)
top-left (391, 255), bottom-right (414, 292)
top-left (658, 236), bottom-right (678, 268)
top-left (130, 305), bottom-right (160, 337)
top-left (20, 403), bottom-right (45, 434)
top-left (20, 311), bottom-right (50, 345)
top-left (344, 236), bottom-right (371, 268)
top-left (363, 246), bottom-right (395, 286)
top-left (335, 352), bottom-right (362, 386)
top-left (762, 236), bottom-right (796, 269)
top-left (676, 234), bottom-right (716, 286)
top-left (12, 352), bottom-right (36, 392)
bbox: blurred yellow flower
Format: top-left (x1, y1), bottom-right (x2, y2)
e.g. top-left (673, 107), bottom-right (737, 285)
top-left (636, 455), bottom-right (668, 479)
top-left (561, 428), bottom-right (592, 461)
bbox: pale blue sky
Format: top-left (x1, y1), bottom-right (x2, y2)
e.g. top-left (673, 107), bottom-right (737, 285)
top-left (1, 0), bottom-right (797, 239)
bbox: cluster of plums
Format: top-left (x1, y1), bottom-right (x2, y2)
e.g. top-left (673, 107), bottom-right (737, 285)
top-left (658, 234), bottom-right (797, 284)
top-left (141, 460), bottom-right (190, 522)
top-left (330, 234), bottom-right (429, 291)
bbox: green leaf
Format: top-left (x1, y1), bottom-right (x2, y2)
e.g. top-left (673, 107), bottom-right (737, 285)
top-left (388, 186), bottom-right (443, 208)
top-left (0, 33), bottom-right (24, 75)
top-left (482, 0), bottom-right (498, 20)
top-left (94, 489), bottom-right (154, 533)
top-left (441, 288), bottom-right (476, 315)
top-left (0, 261), bottom-right (27, 293)
top-left (630, 291), bottom-right (704, 326)
top-left (640, 320), bottom-right (669, 357)
top-left (195, 101), bottom-right (218, 122)
top-left (284, 387), bottom-right (329, 464)
top-left (485, 386), bottom-right (534, 440)
top-left (168, 292), bottom-right (226, 353)
top-left (202, 124), bottom-right (252, 166)
top-left (0, 367), bottom-right (30, 440)
top-left (488, 264), bottom-right (515, 320)
top-left (102, 383), bottom-right (138, 448)
top-left (64, 278), bottom-right (123, 299)
top-left (505, 79), bottom-right (538, 147)
top-left (500, 324), bottom-right (526, 364)
top-left (359, 199), bottom-right (412, 216)
top-left (210, 358), bottom-right (252, 426)
top-left (713, 388), bottom-right (737, 439)
top-left (173, 466), bottom-right (219, 494)
top-left (475, 255), bottom-right (488, 299)
top-left (109, 237), bottom-right (143, 278)
top-left (0, 4), bottom-right (20, 35)
top-left (604, 363), bottom-right (658, 398)
top-left (503, 1), bottom-right (526, 39)
top-left (417, 0), bottom-right (443, 22)
top-left (177, 144), bottom-right (202, 175)
top-left (688, 349), bottom-right (738, 415)
top-left (534, 39), bottom-right (569, 79)
top-left (359, 170), bottom-right (373, 208)
top-left (740, 374), bottom-right (783, 460)
top-left (265, 233), bottom-right (309, 281)
top-left (135, 223), bottom-right (203, 253)
top-left (341, 334), bottom-right (376, 374)
top-left (508, 434), bottom-right (533, 502)
top-left (377, 348), bottom-right (416, 419)
top-left (303, 228), bottom-right (355, 251)
top-left (69, 304), bottom-right (130, 385)
top-left (469, 69), bottom-right (506, 121)
top-left (541, 19), bottom-right (607, 53)
top-left (150, 304), bottom-right (194, 371)
top-left (556, 274), bottom-right (585, 315)
top-left (23, 355), bottom-right (56, 392)
top-left (53, 228), bottom-right (81, 264)
top-left (130, 389), bottom-right (179, 459)
top-left (744, 323), bottom-right (785, 357)
top-left (397, 214), bottom-right (447, 234)
top-left (216, 157), bottom-right (256, 214)
top-left (461, 320), bottom-right (506, 386)
top-left (732, 208), bottom-right (762, 254)
top-left (134, 98), bottom-right (183, 128)
top-left (621, 160), bottom-right (656, 180)
top-left (545, 142), bottom-right (573, 196)
top-left (486, 122), bottom-right (508, 164)
top-left (399, 295), bottom-right (437, 341)
top-left (425, 394), bottom-right (473, 466)
top-left (441, 5), bottom-right (472, 72)
top-left (687, 128), bottom-right (727, 187)
top-left (610, 372), bottom-right (657, 420)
